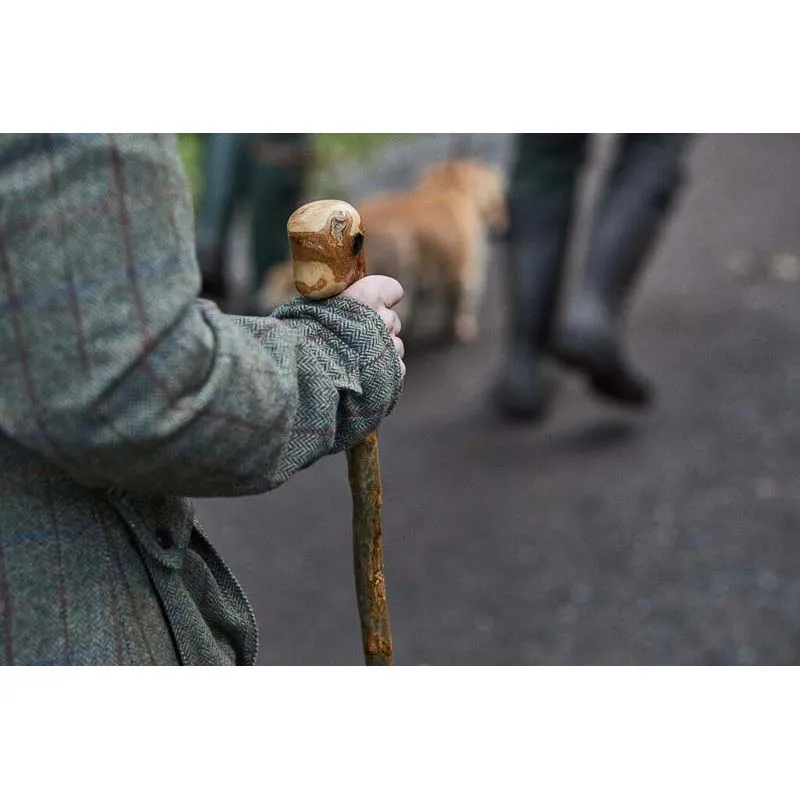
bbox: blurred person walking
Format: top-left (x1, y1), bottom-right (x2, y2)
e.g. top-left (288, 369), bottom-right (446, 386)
top-left (495, 133), bottom-right (694, 420)
top-left (196, 133), bottom-right (311, 311)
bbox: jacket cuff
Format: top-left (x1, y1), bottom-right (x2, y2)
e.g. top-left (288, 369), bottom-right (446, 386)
top-left (270, 295), bottom-right (404, 447)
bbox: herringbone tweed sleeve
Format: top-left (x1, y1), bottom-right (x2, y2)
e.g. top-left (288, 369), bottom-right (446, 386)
top-left (0, 134), bottom-right (403, 498)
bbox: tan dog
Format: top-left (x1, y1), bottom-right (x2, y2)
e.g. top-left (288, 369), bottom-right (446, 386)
top-left (359, 159), bottom-right (507, 342)
top-left (258, 159), bottom-right (508, 342)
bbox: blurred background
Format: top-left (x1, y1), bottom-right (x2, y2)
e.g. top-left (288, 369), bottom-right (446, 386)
top-left (179, 133), bottom-right (800, 665)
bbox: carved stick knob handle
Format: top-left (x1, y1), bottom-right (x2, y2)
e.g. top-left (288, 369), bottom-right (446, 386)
top-left (287, 199), bottom-right (366, 300)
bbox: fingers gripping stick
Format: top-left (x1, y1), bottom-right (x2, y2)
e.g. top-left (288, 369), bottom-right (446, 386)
top-left (288, 199), bottom-right (394, 666)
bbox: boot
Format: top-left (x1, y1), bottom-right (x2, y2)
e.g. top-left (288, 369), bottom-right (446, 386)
top-left (494, 135), bottom-right (588, 420)
top-left (554, 134), bottom-right (693, 407)
top-left (196, 240), bottom-right (227, 302)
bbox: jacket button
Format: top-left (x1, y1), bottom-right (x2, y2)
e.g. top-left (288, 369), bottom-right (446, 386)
top-left (154, 527), bottom-right (174, 549)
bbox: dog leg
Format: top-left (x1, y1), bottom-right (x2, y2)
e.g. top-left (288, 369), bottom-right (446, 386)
top-left (452, 233), bottom-right (489, 343)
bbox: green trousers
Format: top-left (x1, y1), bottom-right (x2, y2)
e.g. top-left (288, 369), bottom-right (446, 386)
top-left (195, 133), bottom-right (309, 289)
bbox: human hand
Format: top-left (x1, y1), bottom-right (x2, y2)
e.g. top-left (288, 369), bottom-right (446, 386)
top-left (342, 275), bottom-right (405, 375)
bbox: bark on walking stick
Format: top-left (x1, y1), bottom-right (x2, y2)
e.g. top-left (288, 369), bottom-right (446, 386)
top-left (287, 199), bottom-right (394, 666)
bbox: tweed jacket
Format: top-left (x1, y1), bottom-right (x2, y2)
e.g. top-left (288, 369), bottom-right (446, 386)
top-left (0, 134), bottom-right (403, 665)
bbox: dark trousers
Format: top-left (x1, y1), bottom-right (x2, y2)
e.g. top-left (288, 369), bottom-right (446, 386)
top-left (195, 133), bottom-right (309, 289)
top-left (505, 133), bottom-right (694, 352)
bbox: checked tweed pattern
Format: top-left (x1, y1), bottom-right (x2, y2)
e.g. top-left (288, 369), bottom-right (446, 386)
top-left (0, 134), bottom-right (403, 666)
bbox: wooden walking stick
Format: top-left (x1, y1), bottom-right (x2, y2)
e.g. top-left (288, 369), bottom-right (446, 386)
top-left (287, 199), bottom-right (394, 666)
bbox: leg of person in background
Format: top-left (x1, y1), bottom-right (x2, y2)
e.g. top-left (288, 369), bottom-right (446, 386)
top-left (553, 134), bottom-right (695, 407)
top-left (195, 133), bottom-right (248, 303)
top-left (247, 133), bottom-right (310, 315)
top-left (494, 133), bottom-right (588, 421)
